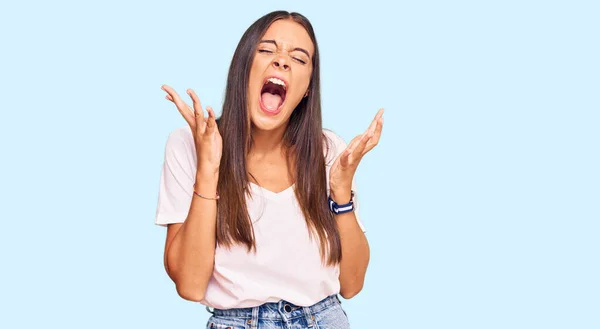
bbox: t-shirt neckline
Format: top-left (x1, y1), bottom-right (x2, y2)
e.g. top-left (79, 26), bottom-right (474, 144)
top-left (249, 182), bottom-right (295, 200)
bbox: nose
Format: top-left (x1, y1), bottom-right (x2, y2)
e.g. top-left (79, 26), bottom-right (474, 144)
top-left (272, 55), bottom-right (290, 71)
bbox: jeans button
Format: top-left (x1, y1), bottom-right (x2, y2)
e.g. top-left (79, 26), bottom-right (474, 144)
top-left (284, 304), bottom-right (292, 312)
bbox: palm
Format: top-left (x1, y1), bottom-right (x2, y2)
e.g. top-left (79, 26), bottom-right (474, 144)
top-left (329, 109), bottom-right (384, 193)
top-left (161, 84), bottom-right (223, 170)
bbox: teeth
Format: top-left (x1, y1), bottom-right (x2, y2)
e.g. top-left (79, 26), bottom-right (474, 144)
top-left (267, 77), bottom-right (286, 90)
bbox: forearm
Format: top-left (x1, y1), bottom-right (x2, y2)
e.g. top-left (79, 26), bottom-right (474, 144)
top-left (166, 173), bottom-right (219, 300)
top-left (331, 191), bottom-right (370, 299)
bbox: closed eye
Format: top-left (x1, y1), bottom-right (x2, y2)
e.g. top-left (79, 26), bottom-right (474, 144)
top-left (258, 49), bottom-right (274, 54)
top-left (293, 57), bottom-right (307, 65)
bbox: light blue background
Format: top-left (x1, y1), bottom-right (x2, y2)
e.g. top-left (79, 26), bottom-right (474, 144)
top-left (1, 0), bottom-right (598, 328)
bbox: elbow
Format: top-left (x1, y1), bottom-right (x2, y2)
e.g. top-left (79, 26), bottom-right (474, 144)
top-left (175, 283), bottom-right (205, 302)
top-left (166, 259), bottom-right (213, 302)
top-left (339, 283), bottom-right (364, 300)
top-left (173, 272), bottom-right (208, 302)
top-left (168, 262), bottom-right (213, 302)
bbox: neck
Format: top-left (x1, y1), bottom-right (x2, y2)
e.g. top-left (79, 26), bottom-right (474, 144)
top-left (250, 124), bottom-right (287, 157)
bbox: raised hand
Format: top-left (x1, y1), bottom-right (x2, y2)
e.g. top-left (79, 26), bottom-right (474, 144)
top-left (329, 109), bottom-right (384, 203)
top-left (161, 85), bottom-right (222, 176)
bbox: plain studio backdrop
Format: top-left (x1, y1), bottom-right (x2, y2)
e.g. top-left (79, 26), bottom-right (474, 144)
top-left (0, 1), bottom-right (598, 328)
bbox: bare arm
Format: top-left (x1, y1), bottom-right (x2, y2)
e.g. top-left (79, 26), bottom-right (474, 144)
top-left (329, 109), bottom-right (384, 299)
top-left (164, 173), bottom-right (218, 302)
top-left (160, 85), bottom-right (223, 302)
top-left (333, 194), bottom-right (370, 299)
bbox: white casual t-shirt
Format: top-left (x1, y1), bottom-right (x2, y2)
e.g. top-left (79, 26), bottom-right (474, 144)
top-left (155, 126), bottom-right (365, 309)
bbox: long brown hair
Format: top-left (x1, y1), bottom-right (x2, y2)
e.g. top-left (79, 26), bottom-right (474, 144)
top-left (215, 11), bottom-right (341, 266)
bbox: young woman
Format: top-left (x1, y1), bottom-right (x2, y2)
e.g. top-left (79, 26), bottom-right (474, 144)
top-left (155, 10), bottom-right (384, 329)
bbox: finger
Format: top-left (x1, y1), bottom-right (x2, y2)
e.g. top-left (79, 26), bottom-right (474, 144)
top-left (162, 85), bottom-right (195, 125)
top-left (366, 108), bottom-right (385, 136)
top-left (162, 85), bottom-right (187, 108)
top-left (166, 94), bottom-right (193, 116)
top-left (353, 132), bottom-right (370, 159)
top-left (346, 134), bottom-right (363, 153)
top-left (364, 116), bottom-right (384, 154)
top-left (365, 118), bottom-right (377, 136)
top-left (346, 133), bottom-right (369, 166)
top-left (360, 108), bottom-right (384, 153)
top-left (340, 148), bottom-right (350, 168)
top-left (187, 89), bottom-right (204, 119)
top-left (205, 106), bottom-right (217, 135)
top-left (187, 89), bottom-right (206, 133)
top-left (341, 134), bottom-right (363, 167)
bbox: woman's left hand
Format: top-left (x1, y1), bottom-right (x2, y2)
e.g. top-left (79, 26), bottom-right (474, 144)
top-left (329, 109), bottom-right (384, 203)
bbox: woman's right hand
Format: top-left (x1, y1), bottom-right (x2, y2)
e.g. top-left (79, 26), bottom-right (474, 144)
top-left (161, 85), bottom-right (222, 176)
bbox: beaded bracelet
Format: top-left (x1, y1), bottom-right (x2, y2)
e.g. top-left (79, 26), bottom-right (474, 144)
top-left (192, 184), bottom-right (220, 200)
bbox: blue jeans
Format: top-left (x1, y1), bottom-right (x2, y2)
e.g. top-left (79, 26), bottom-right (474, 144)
top-left (206, 294), bottom-right (351, 329)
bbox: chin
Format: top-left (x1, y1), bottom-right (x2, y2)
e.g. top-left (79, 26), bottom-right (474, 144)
top-left (250, 104), bottom-right (291, 132)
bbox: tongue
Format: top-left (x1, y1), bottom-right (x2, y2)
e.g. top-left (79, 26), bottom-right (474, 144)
top-left (261, 92), bottom-right (283, 111)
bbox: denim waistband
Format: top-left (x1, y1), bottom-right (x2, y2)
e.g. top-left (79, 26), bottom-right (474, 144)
top-left (210, 294), bottom-right (341, 321)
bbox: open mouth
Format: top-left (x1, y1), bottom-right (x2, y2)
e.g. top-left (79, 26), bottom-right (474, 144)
top-left (260, 77), bottom-right (287, 114)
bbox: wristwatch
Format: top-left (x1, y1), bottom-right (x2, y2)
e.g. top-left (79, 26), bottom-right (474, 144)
top-left (328, 191), bottom-right (355, 215)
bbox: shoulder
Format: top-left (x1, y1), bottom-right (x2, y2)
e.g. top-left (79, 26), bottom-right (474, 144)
top-left (322, 128), bottom-right (348, 148)
top-left (164, 126), bottom-right (195, 152)
top-left (161, 126), bottom-right (197, 170)
top-left (322, 128), bottom-right (347, 166)
top-left (167, 126), bottom-right (193, 143)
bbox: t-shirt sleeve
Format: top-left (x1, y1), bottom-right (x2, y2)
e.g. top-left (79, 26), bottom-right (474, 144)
top-left (324, 130), bottom-right (367, 233)
top-left (155, 127), bottom-right (197, 227)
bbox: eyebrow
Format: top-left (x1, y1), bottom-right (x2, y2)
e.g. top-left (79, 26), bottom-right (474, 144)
top-left (259, 40), bottom-right (311, 59)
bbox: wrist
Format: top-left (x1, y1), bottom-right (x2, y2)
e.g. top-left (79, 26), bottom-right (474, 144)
top-left (197, 163), bottom-right (219, 176)
top-left (195, 171), bottom-right (219, 189)
top-left (329, 189), bottom-right (352, 204)
top-left (328, 190), bottom-right (355, 215)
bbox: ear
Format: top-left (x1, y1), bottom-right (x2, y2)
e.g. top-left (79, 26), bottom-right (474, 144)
top-left (304, 90), bottom-right (309, 98)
